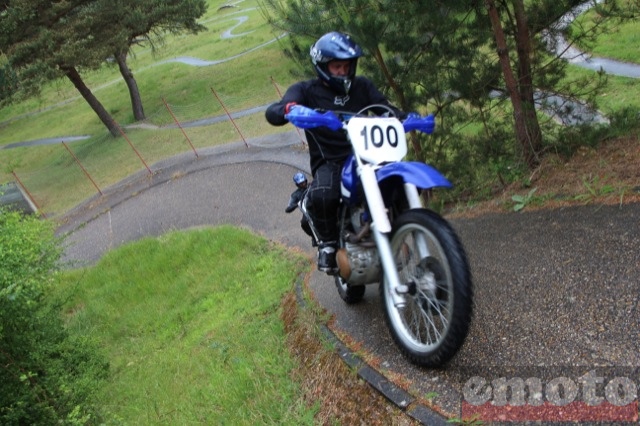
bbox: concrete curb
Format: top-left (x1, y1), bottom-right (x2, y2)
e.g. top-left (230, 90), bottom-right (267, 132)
top-left (294, 276), bottom-right (449, 425)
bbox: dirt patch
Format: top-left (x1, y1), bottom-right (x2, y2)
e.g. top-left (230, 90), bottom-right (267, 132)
top-left (447, 134), bottom-right (640, 218)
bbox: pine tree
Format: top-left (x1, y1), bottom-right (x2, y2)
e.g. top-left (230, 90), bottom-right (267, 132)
top-left (261, 0), bottom-right (619, 174)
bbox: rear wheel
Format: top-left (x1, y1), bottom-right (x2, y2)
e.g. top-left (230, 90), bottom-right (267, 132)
top-left (380, 209), bottom-right (472, 367)
top-left (335, 275), bottom-right (366, 304)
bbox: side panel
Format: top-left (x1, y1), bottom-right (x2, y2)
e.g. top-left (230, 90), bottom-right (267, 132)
top-left (340, 155), bottom-right (359, 204)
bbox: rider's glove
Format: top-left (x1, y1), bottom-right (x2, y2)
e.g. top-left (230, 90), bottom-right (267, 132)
top-left (285, 102), bottom-right (298, 114)
top-left (285, 205), bottom-right (297, 213)
top-left (406, 112), bottom-right (420, 119)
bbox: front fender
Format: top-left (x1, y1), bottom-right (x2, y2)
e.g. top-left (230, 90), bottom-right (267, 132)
top-left (376, 161), bottom-right (452, 190)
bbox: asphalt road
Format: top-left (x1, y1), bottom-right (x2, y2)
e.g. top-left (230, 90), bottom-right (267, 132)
top-left (57, 133), bottom-right (640, 422)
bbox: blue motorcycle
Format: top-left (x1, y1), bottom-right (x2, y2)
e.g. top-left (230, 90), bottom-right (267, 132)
top-left (286, 105), bottom-right (473, 367)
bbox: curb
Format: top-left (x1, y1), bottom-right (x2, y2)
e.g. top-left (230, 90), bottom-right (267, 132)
top-left (294, 275), bottom-right (449, 426)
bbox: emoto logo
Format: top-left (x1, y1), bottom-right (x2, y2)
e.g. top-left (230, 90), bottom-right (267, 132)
top-left (462, 370), bottom-right (639, 423)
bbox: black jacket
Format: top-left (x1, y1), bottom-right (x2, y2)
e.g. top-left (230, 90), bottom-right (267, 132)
top-left (265, 77), bottom-right (404, 175)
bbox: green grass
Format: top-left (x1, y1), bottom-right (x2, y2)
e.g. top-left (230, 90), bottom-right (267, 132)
top-left (559, 64), bottom-right (640, 117)
top-left (572, 3), bottom-right (640, 63)
top-left (1, 0), bottom-right (300, 216)
top-left (54, 226), bottom-right (316, 424)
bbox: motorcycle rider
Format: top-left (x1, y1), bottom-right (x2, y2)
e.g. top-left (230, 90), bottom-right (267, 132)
top-left (285, 172), bottom-right (309, 213)
top-left (265, 31), bottom-right (406, 275)
top-left (285, 172), bottom-right (316, 246)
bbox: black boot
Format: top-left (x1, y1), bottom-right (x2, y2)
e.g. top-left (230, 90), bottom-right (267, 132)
top-left (317, 242), bottom-right (338, 275)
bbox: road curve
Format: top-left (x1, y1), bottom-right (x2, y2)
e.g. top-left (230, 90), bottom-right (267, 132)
top-left (57, 133), bottom-right (640, 423)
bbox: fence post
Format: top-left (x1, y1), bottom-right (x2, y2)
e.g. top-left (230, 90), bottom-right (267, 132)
top-left (210, 87), bottom-right (248, 148)
top-left (162, 97), bottom-right (199, 158)
top-left (113, 120), bottom-right (153, 175)
top-left (11, 170), bottom-right (45, 217)
top-left (61, 141), bottom-right (103, 195)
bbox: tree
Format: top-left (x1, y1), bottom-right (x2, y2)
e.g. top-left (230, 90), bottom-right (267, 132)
top-left (485, 0), bottom-right (542, 168)
top-left (260, 0), bottom-right (617, 179)
top-left (97, 0), bottom-right (208, 121)
top-left (0, 0), bottom-right (122, 136)
top-left (0, 61), bottom-right (18, 101)
top-left (0, 0), bottom-right (208, 134)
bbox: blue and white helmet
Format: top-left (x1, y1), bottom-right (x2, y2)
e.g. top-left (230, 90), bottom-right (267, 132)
top-left (293, 172), bottom-right (307, 188)
top-left (310, 32), bottom-right (363, 96)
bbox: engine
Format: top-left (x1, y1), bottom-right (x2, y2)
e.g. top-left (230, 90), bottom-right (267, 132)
top-left (336, 242), bottom-right (381, 286)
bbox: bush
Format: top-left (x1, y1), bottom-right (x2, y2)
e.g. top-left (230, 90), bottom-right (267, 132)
top-left (0, 208), bottom-right (109, 425)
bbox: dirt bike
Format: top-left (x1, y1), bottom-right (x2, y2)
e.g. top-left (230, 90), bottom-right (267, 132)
top-left (285, 104), bottom-right (473, 367)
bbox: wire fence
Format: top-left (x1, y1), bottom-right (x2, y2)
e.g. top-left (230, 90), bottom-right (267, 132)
top-left (9, 76), bottom-right (306, 218)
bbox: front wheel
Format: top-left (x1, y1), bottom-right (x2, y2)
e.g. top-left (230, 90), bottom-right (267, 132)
top-left (380, 209), bottom-right (473, 367)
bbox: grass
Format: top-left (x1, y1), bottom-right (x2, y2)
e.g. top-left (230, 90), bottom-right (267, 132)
top-left (572, 3), bottom-right (640, 63)
top-left (54, 226), bottom-right (414, 424)
top-left (53, 226), bottom-right (318, 424)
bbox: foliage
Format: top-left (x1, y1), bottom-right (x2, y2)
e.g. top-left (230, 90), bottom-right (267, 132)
top-left (0, 0), bottom-right (208, 131)
top-left (574, 174), bottom-right (616, 203)
top-left (259, 0), bottom-right (633, 190)
top-left (0, 208), bottom-right (109, 425)
top-left (0, 61), bottom-right (19, 102)
top-left (511, 187), bottom-right (538, 211)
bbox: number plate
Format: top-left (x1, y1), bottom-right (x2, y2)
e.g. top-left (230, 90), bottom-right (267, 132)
top-left (346, 117), bottom-right (407, 164)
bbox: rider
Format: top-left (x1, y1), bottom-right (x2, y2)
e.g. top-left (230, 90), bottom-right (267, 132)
top-left (285, 172), bottom-right (309, 213)
top-left (266, 31), bottom-right (406, 274)
top-left (285, 172), bottom-right (315, 246)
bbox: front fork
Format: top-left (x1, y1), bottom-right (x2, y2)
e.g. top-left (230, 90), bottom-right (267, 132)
top-left (361, 168), bottom-right (432, 308)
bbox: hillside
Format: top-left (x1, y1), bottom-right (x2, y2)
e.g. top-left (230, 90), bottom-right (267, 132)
top-left (449, 133), bottom-right (640, 217)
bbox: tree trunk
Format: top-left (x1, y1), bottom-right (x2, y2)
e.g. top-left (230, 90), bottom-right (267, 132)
top-left (115, 49), bottom-right (146, 121)
top-left (485, 0), bottom-right (539, 169)
top-left (62, 66), bottom-right (120, 137)
top-left (513, 0), bottom-right (542, 165)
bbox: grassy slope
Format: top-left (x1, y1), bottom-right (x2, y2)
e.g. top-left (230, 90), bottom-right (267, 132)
top-left (55, 227), bottom-right (317, 424)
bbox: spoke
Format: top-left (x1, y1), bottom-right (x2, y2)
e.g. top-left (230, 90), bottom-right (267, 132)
top-left (392, 224), bottom-right (453, 349)
top-left (420, 301), bottom-right (442, 343)
top-left (426, 291), bottom-right (449, 324)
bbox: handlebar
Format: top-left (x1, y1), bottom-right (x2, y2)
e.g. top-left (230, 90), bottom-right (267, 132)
top-left (284, 105), bottom-right (435, 134)
top-left (284, 106), bottom-right (343, 131)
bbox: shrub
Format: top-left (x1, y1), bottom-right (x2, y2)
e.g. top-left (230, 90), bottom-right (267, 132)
top-left (0, 208), bottom-right (109, 425)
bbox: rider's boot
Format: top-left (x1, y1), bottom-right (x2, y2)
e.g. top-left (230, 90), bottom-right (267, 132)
top-left (317, 241), bottom-right (338, 275)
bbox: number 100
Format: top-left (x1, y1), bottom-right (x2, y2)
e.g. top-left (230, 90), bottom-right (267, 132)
top-left (360, 125), bottom-right (399, 149)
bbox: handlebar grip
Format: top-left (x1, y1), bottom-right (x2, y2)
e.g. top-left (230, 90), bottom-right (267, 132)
top-left (285, 106), bottom-right (343, 131)
top-left (403, 114), bottom-right (435, 134)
